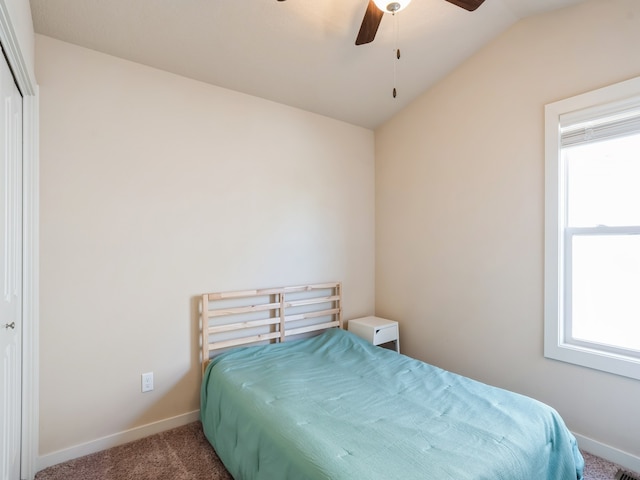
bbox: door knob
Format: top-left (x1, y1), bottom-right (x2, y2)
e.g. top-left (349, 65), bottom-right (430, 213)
top-left (4, 322), bottom-right (15, 329)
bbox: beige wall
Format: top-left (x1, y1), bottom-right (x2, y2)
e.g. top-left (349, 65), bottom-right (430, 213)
top-left (376, 0), bottom-right (640, 460)
top-left (37, 35), bottom-right (375, 455)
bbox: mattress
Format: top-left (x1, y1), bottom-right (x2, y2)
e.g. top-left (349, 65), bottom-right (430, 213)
top-left (201, 327), bottom-right (584, 480)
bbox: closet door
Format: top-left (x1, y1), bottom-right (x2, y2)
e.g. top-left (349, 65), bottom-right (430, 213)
top-left (0, 46), bottom-right (23, 480)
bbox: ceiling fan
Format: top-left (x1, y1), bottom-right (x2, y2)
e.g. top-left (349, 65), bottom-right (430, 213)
top-left (355, 0), bottom-right (486, 45)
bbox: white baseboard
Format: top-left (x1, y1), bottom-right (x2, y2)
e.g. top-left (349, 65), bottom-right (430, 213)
top-left (574, 432), bottom-right (640, 474)
top-left (36, 410), bottom-right (200, 473)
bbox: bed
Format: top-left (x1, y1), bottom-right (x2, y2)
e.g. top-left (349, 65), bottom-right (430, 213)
top-left (200, 283), bottom-right (584, 480)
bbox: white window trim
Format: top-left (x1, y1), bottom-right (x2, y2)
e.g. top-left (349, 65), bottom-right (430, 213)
top-left (544, 76), bottom-right (640, 381)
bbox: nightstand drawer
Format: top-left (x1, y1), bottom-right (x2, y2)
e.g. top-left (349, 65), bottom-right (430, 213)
top-left (373, 323), bottom-right (398, 345)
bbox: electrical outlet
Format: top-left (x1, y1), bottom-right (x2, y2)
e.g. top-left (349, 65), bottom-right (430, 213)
top-left (141, 372), bottom-right (154, 393)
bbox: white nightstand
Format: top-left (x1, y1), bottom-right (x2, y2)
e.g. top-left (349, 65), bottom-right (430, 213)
top-left (348, 316), bottom-right (400, 353)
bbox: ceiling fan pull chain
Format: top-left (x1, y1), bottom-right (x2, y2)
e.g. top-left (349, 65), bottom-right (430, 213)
top-left (392, 13), bottom-right (397, 98)
top-left (393, 48), bottom-right (397, 98)
top-left (392, 12), bottom-right (400, 98)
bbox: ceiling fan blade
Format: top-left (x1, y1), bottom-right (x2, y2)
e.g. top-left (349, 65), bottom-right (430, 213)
top-left (355, 0), bottom-right (384, 46)
top-left (444, 0), bottom-right (486, 11)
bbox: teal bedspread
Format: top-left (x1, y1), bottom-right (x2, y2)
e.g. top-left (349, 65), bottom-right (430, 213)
top-left (201, 328), bottom-right (584, 480)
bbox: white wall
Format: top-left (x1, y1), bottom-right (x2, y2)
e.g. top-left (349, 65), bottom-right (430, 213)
top-left (36, 35), bottom-right (375, 458)
top-left (376, 0), bottom-right (640, 464)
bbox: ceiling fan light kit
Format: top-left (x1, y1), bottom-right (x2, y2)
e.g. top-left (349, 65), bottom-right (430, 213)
top-left (373, 0), bottom-right (411, 13)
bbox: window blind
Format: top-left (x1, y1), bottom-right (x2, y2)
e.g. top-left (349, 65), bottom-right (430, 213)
top-left (561, 105), bottom-right (640, 147)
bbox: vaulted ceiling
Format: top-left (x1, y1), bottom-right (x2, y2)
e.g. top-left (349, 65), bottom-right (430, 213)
top-left (30, 0), bottom-right (586, 129)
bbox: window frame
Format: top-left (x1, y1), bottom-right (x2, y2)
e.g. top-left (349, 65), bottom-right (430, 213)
top-left (544, 76), bottom-right (640, 381)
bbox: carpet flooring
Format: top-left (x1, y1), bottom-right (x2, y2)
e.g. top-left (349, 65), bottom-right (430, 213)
top-left (35, 422), bottom-right (635, 480)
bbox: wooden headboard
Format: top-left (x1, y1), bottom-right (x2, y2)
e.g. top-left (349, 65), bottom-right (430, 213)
top-left (200, 282), bottom-right (342, 373)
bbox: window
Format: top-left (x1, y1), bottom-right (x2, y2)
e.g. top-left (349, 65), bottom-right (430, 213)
top-left (545, 77), bottom-right (640, 380)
